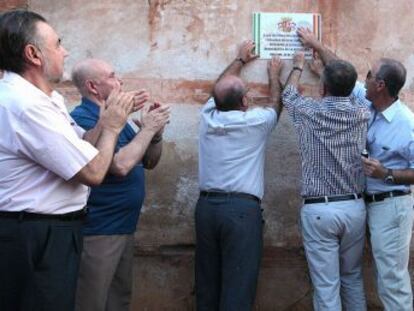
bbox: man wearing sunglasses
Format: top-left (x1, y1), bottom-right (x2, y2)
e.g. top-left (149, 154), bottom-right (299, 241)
top-left (299, 28), bottom-right (414, 311)
top-left (355, 60), bottom-right (414, 311)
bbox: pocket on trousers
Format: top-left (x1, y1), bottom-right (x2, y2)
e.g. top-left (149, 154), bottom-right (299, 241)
top-left (72, 230), bottom-right (83, 255)
top-left (301, 213), bottom-right (335, 242)
top-left (36, 225), bottom-right (54, 267)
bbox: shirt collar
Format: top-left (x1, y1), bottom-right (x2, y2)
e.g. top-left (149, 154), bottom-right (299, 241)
top-left (322, 95), bottom-right (352, 104)
top-left (380, 99), bottom-right (401, 123)
top-left (80, 97), bottom-right (101, 117)
top-left (3, 71), bottom-right (65, 108)
top-left (79, 97), bottom-right (136, 138)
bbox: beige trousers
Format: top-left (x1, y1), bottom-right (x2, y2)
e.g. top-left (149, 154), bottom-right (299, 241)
top-left (75, 234), bottom-right (134, 311)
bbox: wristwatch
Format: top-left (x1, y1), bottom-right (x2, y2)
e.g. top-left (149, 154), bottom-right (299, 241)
top-left (236, 57), bottom-right (246, 65)
top-left (384, 168), bottom-right (395, 184)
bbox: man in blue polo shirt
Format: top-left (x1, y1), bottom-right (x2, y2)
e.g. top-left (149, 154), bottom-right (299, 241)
top-left (70, 58), bottom-right (170, 311)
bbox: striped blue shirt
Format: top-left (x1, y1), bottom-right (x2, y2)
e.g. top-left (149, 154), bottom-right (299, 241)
top-left (282, 85), bottom-right (370, 197)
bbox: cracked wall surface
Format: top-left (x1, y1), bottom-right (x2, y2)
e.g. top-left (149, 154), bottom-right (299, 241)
top-left (2, 0), bottom-right (414, 309)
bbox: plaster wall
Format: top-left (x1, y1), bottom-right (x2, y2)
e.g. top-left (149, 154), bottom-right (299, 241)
top-left (2, 0), bottom-right (414, 309)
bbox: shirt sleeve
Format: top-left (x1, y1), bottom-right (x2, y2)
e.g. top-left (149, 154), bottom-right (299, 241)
top-left (15, 103), bottom-right (99, 181)
top-left (351, 81), bottom-right (371, 107)
top-left (401, 130), bottom-right (414, 168)
top-left (70, 110), bottom-right (98, 132)
top-left (282, 85), bottom-right (317, 123)
top-left (249, 107), bottom-right (277, 134)
top-left (201, 97), bottom-right (216, 114)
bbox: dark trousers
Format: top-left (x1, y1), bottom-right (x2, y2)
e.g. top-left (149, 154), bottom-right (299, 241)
top-left (195, 194), bottom-right (263, 311)
top-left (0, 217), bottom-right (83, 311)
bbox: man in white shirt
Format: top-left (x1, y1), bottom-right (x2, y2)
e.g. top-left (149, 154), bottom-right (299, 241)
top-left (0, 10), bottom-right (135, 311)
top-left (195, 40), bottom-right (282, 310)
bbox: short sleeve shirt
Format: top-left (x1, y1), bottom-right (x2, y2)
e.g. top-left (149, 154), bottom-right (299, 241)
top-left (71, 98), bottom-right (145, 235)
top-left (353, 82), bottom-right (414, 193)
top-left (0, 72), bottom-right (98, 214)
top-left (198, 98), bottom-right (277, 200)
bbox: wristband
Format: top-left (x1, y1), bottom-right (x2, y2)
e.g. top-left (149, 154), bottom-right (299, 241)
top-left (236, 58), bottom-right (246, 65)
top-left (292, 66), bottom-right (303, 72)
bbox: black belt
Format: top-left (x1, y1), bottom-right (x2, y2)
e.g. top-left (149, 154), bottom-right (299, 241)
top-left (0, 208), bottom-right (88, 221)
top-left (200, 191), bottom-right (261, 204)
top-left (304, 193), bottom-right (362, 204)
top-left (365, 190), bottom-right (411, 203)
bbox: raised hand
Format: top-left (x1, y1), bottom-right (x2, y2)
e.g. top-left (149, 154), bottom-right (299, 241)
top-left (101, 88), bottom-right (134, 134)
top-left (293, 51), bottom-right (306, 70)
top-left (140, 102), bottom-right (170, 135)
top-left (128, 89), bottom-right (150, 112)
top-left (297, 27), bottom-right (320, 49)
top-left (267, 56), bottom-right (283, 81)
top-left (308, 53), bottom-right (324, 77)
top-left (238, 40), bottom-right (259, 64)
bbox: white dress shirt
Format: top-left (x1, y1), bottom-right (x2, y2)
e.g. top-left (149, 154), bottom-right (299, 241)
top-left (353, 82), bottom-right (414, 193)
top-left (198, 98), bottom-right (277, 199)
top-left (0, 72), bottom-right (98, 214)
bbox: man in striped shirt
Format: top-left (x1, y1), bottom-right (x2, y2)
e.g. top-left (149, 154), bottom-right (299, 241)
top-left (281, 28), bottom-right (370, 310)
top-left (300, 27), bottom-right (414, 311)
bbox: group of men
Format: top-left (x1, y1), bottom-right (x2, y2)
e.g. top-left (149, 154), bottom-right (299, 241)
top-left (0, 10), bottom-right (169, 311)
top-left (0, 8), bottom-right (413, 311)
top-left (196, 29), bottom-right (414, 311)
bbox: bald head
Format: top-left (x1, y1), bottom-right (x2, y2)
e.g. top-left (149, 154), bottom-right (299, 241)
top-left (213, 75), bottom-right (246, 111)
top-left (71, 58), bottom-right (117, 99)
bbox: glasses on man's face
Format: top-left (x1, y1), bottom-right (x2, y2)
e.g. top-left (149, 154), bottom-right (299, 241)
top-left (366, 70), bottom-right (385, 86)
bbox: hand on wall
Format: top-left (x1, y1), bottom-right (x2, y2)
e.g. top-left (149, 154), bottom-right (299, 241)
top-left (237, 40), bottom-right (259, 64)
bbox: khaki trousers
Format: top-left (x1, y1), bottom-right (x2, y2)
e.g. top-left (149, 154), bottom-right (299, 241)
top-left (75, 234), bottom-right (134, 311)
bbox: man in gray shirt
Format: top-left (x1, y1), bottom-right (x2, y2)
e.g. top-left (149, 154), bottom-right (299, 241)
top-left (196, 41), bottom-right (282, 310)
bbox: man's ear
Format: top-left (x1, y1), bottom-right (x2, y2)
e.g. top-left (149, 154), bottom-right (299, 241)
top-left (376, 79), bottom-right (386, 93)
top-left (320, 81), bottom-right (327, 97)
top-left (23, 44), bottom-right (42, 67)
top-left (241, 95), bottom-right (248, 111)
top-left (85, 80), bottom-right (99, 96)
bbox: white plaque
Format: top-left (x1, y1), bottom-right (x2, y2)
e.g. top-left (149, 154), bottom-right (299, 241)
top-left (253, 12), bottom-right (321, 59)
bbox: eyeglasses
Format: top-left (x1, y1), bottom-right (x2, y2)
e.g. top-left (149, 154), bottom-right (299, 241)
top-left (366, 70), bottom-right (385, 85)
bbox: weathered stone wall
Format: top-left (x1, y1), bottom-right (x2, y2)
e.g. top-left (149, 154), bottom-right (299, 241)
top-left (2, 0), bottom-right (414, 309)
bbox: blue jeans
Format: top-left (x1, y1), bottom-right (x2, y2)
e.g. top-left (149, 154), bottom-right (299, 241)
top-left (195, 194), bottom-right (263, 311)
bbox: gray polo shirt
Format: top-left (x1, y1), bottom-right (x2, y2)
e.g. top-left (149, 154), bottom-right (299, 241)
top-left (198, 98), bottom-right (277, 199)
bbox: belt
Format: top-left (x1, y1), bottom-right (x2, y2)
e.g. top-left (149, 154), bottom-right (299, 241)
top-left (303, 193), bottom-right (362, 204)
top-left (365, 190), bottom-right (411, 203)
top-left (200, 191), bottom-right (261, 204)
top-left (0, 208), bottom-right (88, 221)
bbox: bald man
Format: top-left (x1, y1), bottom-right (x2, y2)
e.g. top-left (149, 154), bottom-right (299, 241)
top-left (70, 59), bottom-right (170, 311)
top-left (195, 41), bottom-right (282, 310)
